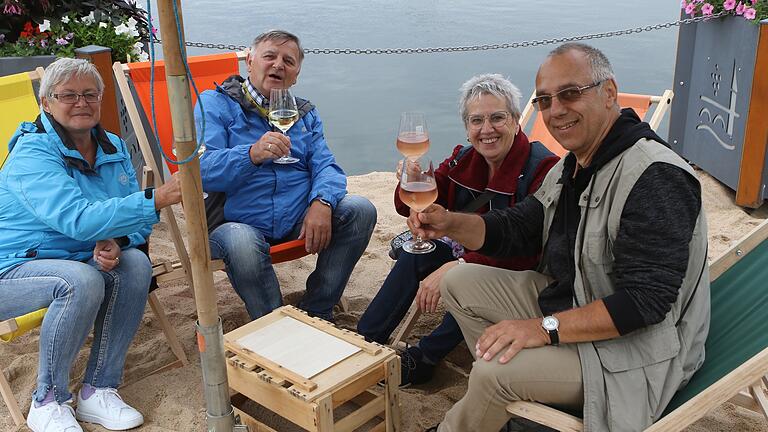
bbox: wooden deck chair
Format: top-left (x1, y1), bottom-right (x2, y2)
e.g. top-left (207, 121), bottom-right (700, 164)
top-left (112, 54), bottom-right (352, 310)
top-left (506, 218), bottom-right (768, 431)
top-left (518, 89), bottom-right (674, 158)
top-left (0, 67), bottom-right (188, 427)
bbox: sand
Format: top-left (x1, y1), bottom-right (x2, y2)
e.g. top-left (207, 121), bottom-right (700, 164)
top-left (1, 169), bottom-right (767, 432)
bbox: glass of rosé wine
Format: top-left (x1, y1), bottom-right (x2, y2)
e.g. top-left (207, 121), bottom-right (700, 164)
top-left (396, 112), bottom-right (430, 161)
top-left (398, 158), bottom-right (437, 254)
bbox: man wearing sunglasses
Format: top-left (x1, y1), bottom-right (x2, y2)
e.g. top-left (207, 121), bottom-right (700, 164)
top-left (415, 43), bottom-right (708, 432)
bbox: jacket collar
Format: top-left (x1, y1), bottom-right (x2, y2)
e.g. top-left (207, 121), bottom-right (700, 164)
top-left (448, 131), bottom-right (533, 195)
top-left (35, 110), bottom-right (118, 173)
top-left (217, 75), bottom-right (315, 119)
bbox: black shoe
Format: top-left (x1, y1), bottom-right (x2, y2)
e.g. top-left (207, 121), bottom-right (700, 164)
top-left (425, 425), bottom-right (439, 432)
top-left (400, 345), bottom-right (436, 387)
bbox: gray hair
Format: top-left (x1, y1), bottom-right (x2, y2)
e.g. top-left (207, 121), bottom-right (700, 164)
top-left (548, 43), bottom-right (615, 83)
top-left (458, 74), bottom-right (523, 127)
top-left (251, 29), bottom-right (304, 62)
top-left (38, 58), bottom-right (104, 100)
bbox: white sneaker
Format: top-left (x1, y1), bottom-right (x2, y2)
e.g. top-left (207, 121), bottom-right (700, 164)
top-left (27, 399), bottom-right (83, 432)
top-left (75, 387), bottom-right (144, 430)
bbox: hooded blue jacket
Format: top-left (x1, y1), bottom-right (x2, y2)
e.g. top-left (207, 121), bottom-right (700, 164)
top-left (195, 76), bottom-right (347, 240)
top-left (0, 111), bottom-right (159, 275)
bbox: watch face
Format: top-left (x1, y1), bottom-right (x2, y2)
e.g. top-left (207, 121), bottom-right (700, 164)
top-left (542, 316), bottom-right (559, 330)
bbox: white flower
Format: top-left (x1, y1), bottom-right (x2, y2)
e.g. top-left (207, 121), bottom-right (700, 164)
top-left (38, 19), bottom-right (51, 32)
top-left (61, 16), bottom-right (70, 24)
top-left (127, 17), bottom-right (138, 29)
top-left (134, 41), bottom-right (144, 49)
top-left (81, 11), bottom-right (95, 25)
top-left (115, 23), bottom-right (130, 35)
top-left (99, 22), bottom-right (108, 28)
top-left (138, 52), bottom-right (149, 62)
top-left (129, 27), bottom-right (140, 37)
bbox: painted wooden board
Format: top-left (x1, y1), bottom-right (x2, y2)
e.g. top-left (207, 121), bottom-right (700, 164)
top-left (236, 316), bottom-right (361, 379)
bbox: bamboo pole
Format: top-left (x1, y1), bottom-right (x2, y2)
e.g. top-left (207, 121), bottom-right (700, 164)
top-left (155, 1), bottom-right (239, 430)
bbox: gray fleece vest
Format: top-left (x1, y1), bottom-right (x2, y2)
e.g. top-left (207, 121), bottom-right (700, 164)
top-left (533, 138), bottom-right (710, 431)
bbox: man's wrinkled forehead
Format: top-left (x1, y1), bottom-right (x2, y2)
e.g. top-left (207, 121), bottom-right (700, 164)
top-left (255, 39), bottom-right (300, 61)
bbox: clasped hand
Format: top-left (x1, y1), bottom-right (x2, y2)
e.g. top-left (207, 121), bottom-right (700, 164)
top-left (93, 239), bottom-right (121, 272)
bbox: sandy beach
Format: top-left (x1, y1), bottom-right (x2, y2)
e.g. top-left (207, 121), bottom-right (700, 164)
top-left (2, 169), bottom-right (767, 432)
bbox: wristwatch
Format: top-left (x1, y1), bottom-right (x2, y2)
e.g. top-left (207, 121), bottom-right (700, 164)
top-left (541, 315), bottom-right (560, 346)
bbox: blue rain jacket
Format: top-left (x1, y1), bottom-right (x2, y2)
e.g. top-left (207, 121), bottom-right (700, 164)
top-left (0, 111), bottom-right (159, 275)
top-left (195, 76), bottom-right (347, 240)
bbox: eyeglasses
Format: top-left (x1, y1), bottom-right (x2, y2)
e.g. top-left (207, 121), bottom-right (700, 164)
top-left (50, 92), bottom-right (102, 104)
top-left (531, 80), bottom-right (605, 110)
top-left (466, 111), bottom-right (511, 130)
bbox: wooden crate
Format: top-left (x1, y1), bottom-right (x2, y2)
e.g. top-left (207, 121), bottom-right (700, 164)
top-left (224, 306), bottom-right (400, 432)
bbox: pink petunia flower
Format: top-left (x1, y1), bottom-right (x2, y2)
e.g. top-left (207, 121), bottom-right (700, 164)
top-left (743, 7), bottom-right (757, 18)
top-left (702, 3), bottom-right (715, 14)
top-left (681, 0), bottom-right (688, 7)
top-left (40, 39), bottom-right (47, 48)
top-left (686, 2), bottom-right (697, 14)
top-left (735, 1), bottom-right (745, 13)
top-left (3, 3), bottom-right (22, 15)
top-left (723, 0), bottom-right (737, 10)
top-left (56, 38), bottom-right (68, 45)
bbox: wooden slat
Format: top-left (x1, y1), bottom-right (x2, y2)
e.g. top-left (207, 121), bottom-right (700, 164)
top-left (334, 394), bottom-right (385, 432)
top-left (646, 347), bottom-right (768, 431)
top-left (646, 89), bottom-right (674, 131)
top-left (0, 368), bottom-right (25, 426)
top-left (331, 366), bottom-right (383, 409)
top-left (389, 302), bottom-right (421, 348)
top-left (281, 307), bottom-right (382, 355)
top-left (227, 341), bottom-right (318, 392)
top-left (147, 291), bottom-right (188, 366)
top-left (0, 318), bottom-right (18, 336)
top-left (748, 381), bottom-right (768, 421)
top-left (736, 22), bottom-right (768, 208)
top-left (384, 357), bottom-right (401, 432)
top-left (315, 395), bottom-right (334, 432)
top-left (507, 401), bottom-right (583, 432)
top-left (232, 406), bottom-right (279, 432)
top-left (709, 218), bottom-right (768, 281)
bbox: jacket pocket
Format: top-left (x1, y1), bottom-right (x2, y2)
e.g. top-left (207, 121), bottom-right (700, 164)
top-left (595, 324), bottom-right (679, 373)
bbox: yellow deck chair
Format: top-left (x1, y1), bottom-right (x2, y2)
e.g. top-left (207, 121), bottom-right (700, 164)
top-left (0, 68), bottom-right (189, 427)
top-left (519, 89), bottom-right (674, 158)
top-left (0, 68), bottom-right (44, 169)
top-left (506, 219), bottom-right (768, 431)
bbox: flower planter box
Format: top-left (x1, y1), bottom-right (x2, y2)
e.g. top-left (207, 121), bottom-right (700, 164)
top-left (669, 17), bottom-right (768, 207)
top-left (0, 55), bottom-right (56, 78)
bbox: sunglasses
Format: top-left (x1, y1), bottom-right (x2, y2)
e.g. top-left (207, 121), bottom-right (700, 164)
top-left (531, 80), bottom-right (605, 110)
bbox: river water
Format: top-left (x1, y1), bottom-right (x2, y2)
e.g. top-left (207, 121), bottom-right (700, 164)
top-left (153, 0), bottom-right (683, 174)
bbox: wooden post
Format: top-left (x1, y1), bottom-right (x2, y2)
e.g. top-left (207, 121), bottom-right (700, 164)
top-left (75, 46), bottom-right (121, 135)
top-left (735, 22), bottom-right (768, 207)
top-left (155, 1), bottom-right (236, 430)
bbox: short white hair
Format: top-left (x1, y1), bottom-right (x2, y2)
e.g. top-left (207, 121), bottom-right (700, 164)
top-left (458, 74), bottom-right (522, 128)
top-left (38, 58), bottom-right (104, 100)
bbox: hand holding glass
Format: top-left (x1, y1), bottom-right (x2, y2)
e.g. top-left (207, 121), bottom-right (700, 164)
top-left (269, 88), bottom-right (300, 164)
top-left (399, 158), bottom-right (437, 254)
top-left (396, 111), bottom-right (430, 160)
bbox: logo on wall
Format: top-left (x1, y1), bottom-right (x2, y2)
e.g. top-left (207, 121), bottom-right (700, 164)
top-left (696, 61), bottom-right (740, 151)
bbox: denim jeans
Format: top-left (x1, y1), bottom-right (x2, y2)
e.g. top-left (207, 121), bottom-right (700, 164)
top-left (0, 248), bottom-right (151, 404)
top-left (209, 195), bottom-right (376, 321)
top-left (357, 241), bottom-right (465, 363)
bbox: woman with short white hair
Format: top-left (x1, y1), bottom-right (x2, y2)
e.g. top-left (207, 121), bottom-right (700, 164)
top-left (0, 57), bottom-right (182, 432)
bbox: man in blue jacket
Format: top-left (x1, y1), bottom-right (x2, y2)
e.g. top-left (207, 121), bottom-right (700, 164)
top-left (194, 29), bottom-right (376, 321)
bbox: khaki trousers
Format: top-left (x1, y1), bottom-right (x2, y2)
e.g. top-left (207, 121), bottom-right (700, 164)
top-left (438, 264), bottom-right (583, 432)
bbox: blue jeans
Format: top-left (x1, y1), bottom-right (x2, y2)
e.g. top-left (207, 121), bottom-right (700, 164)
top-left (357, 241), bottom-right (465, 363)
top-left (209, 195), bottom-right (376, 321)
top-left (0, 248), bottom-right (151, 404)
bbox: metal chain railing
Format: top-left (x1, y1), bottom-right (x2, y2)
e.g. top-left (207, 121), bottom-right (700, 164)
top-left (157, 12), bottom-right (728, 54)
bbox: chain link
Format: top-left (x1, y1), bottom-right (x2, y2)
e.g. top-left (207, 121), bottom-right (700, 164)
top-left (158, 12), bottom-right (728, 55)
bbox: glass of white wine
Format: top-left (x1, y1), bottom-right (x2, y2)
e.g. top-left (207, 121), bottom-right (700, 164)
top-left (396, 111), bottom-right (430, 161)
top-left (269, 88), bottom-right (300, 164)
top-left (398, 158), bottom-right (437, 254)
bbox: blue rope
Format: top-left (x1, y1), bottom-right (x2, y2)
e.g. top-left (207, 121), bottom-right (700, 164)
top-left (145, 0), bottom-right (206, 166)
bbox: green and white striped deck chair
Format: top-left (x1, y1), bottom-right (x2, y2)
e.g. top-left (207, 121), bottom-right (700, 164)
top-left (506, 218), bottom-right (768, 431)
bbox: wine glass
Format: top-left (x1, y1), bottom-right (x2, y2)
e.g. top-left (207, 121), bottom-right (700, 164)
top-left (269, 88), bottom-right (300, 164)
top-left (396, 112), bottom-right (430, 161)
top-left (398, 158), bottom-right (437, 254)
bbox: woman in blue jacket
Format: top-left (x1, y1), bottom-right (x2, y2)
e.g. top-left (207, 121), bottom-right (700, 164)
top-left (0, 58), bottom-right (181, 432)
